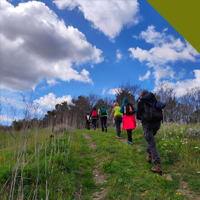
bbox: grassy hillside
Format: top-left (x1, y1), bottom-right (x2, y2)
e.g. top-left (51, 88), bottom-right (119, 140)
top-left (0, 123), bottom-right (200, 199)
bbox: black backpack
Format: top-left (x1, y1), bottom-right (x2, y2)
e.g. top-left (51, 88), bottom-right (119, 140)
top-left (124, 102), bottom-right (136, 115)
top-left (143, 102), bottom-right (163, 122)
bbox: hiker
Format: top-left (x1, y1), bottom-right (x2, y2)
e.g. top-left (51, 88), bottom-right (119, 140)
top-left (85, 112), bottom-right (91, 130)
top-left (98, 105), bottom-right (108, 132)
top-left (137, 90), bottom-right (165, 176)
top-left (112, 102), bottom-right (123, 138)
top-left (90, 107), bottom-right (98, 130)
top-left (120, 97), bottom-right (137, 146)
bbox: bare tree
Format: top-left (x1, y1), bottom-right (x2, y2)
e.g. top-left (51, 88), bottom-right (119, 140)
top-left (115, 81), bottom-right (141, 106)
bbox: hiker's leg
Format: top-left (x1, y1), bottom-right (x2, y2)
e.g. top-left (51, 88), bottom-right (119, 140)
top-left (88, 122), bottom-right (90, 130)
top-left (94, 119), bottom-right (97, 130)
top-left (92, 119), bottom-right (96, 130)
top-left (143, 124), bottom-right (161, 165)
top-left (100, 117), bottom-right (104, 132)
top-left (103, 116), bottom-right (107, 132)
top-left (115, 118), bottom-right (120, 136)
top-left (91, 119), bottom-right (94, 129)
top-left (119, 118), bottom-right (122, 135)
top-left (127, 129), bottom-right (132, 142)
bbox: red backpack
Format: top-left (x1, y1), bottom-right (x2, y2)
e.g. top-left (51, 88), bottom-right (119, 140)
top-left (92, 110), bottom-right (97, 117)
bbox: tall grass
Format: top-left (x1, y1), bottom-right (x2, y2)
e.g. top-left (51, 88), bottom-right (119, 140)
top-left (0, 123), bottom-right (74, 199)
top-left (0, 121), bottom-right (200, 199)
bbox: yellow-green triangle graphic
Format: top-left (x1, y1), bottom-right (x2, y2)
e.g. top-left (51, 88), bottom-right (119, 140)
top-left (147, 0), bottom-right (200, 54)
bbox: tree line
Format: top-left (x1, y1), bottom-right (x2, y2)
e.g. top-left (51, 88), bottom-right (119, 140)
top-left (9, 82), bottom-right (200, 131)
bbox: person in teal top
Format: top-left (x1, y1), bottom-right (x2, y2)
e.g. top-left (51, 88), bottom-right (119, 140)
top-left (98, 105), bottom-right (108, 132)
top-left (120, 97), bottom-right (137, 114)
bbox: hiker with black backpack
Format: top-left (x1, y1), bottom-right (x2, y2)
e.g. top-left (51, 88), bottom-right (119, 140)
top-left (112, 102), bottom-right (123, 138)
top-left (98, 105), bottom-right (108, 132)
top-left (137, 90), bottom-right (165, 176)
top-left (90, 107), bottom-right (98, 130)
top-left (120, 97), bottom-right (137, 146)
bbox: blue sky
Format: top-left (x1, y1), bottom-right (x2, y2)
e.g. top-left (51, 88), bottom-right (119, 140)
top-left (0, 0), bottom-right (200, 124)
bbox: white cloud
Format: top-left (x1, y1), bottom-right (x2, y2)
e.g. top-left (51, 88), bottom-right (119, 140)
top-left (0, 1), bottom-right (103, 91)
top-left (153, 70), bottom-right (200, 97)
top-left (139, 70), bottom-right (151, 81)
top-left (116, 49), bottom-right (123, 62)
top-left (176, 68), bottom-right (186, 80)
top-left (47, 79), bottom-right (60, 87)
top-left (129, 25), bottom-right (200, 84)
top-left (0, 115), bottom-right (16, 123)
top-left (102, 87), bottom-right (107, 95)
top-left (175, 70), bottom-right (200, 96)
top-left (53, 0), bottom-right (140, 40)
top-left (108, 88), bottom-right (122, 95)
top-left (34, 93), bottom-right (72, 109)
top-left (153, 65), bottom-right (175, 85)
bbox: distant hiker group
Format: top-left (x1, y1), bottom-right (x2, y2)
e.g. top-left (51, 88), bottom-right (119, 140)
top-left (86, 105), bottom-right (109, 132)
top-left (85, 90), bottom-right (165, 176)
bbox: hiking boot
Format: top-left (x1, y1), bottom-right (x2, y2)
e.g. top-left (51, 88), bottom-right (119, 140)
top-left (151, 164), bottom-right (162, 176)
top-left (146, 154), bottom-right (153, 164)
top-left (116, 136), bottom-right (121, 139)
top-left (127, 140), bottom-right (133, 146)
top-left (105, 128), bottom-right (107, 132)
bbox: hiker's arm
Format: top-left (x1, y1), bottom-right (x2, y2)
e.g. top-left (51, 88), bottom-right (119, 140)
top-left (120, 105), bottom-right (124, 113)
top-left (112, 108), bottom-right (114, 117)
top-left (136, 102), bottom-right (143, 120)
top-left (89, 110), bottom-right (92, 119)
top-left (106, 110), bottom-right (108, 119)
top-left (133, 104), bottom-right (137, 112)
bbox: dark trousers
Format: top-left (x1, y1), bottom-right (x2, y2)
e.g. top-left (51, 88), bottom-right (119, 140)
top-left (100, 116), bottom-right (107, 132)
top-left (127, 129), bottom-right (132, 142)
top-left (92, 119), bottom-right (97, 130)
top-left (142, 121), bottom-right (161, 165)
top-left (86, 121), bottom-right (90, 130)
top-left (115, 118), bottom-right (122, 136)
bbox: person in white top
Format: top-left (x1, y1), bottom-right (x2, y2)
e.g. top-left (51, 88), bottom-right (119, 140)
top-left (85, 112), bottom-right (91, 130)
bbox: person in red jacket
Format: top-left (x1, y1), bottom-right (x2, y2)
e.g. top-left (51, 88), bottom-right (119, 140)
top-left (89, 107), bottom-right (98, 130)
top-left (120, 97), bottom-right (137, 146)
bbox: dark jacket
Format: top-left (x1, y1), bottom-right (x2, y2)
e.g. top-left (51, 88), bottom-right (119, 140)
top-left (136, 92), bottom-right (165, 121)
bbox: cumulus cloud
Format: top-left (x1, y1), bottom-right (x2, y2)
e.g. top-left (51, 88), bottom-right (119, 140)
top-left (47, 79), bottom-right (60, 87)
top-left (108, 88), bottom-right (122, 95)
top-left (153, 70), bottom-right (200, 97)
top-left (139, 70), bottom-right (151, 81)
top-left (53, 0), bottom-right (140, 40)
top-left (0, 0), bottom-right (103, 91)
top-left (175, 70), bottom-right (200, 96)
top-left (102, 87), bottom-right (107, 95)
top-left (129, 25), bottom-right (200, 84)
top-left (34, 93), bottom-right (72, 109)
top-left (0, 115), bottom-right (16, 123)
top-left (116, 49), bottom-right (123, 62)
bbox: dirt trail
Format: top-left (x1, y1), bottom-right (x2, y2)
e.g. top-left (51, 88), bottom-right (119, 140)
top-left (82, 133), bottom-right (107, 200)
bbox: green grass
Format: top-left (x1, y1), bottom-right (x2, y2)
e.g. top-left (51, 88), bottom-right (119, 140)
top-left (0, 123), bottom-right (200, 199)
